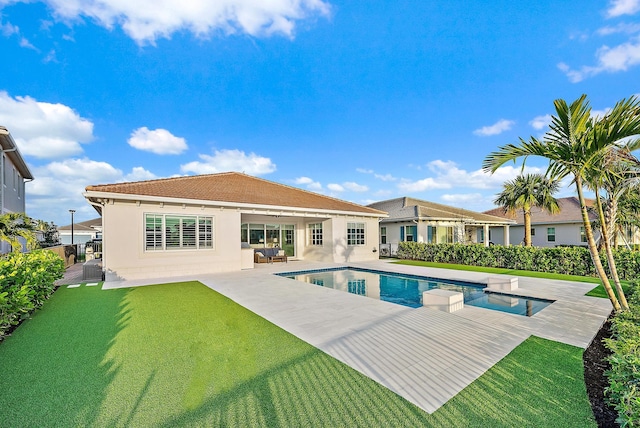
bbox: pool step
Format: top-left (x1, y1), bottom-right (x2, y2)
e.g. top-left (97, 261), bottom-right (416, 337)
top-left (423, 289), bottom-right (464, 313)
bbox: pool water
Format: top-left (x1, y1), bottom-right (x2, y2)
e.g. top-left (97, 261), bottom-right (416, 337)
top-left (278, 267), bottom-right (553, 317)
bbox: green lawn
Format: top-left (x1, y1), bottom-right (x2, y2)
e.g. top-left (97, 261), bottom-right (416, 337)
top-left (0, 281), bottom-right (596, 427)
top-left (394, 259), bottom-right (633, 299)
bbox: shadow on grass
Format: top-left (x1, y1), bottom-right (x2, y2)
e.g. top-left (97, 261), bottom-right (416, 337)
top-left (0, 283), bottom-right (130, 426)
top-left (0, 281), bottom-right (596, 427)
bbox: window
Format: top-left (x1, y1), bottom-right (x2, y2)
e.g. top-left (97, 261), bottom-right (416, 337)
top-left (380, 227), bottom-right (387, 244)
top-left (145, 214), bottom-right (214, 251)
top-left (547, 227), bottom-right (556, 242)
top-left (531, 228), bottom-right (536, 236)
top-left (401, 225), bottom-right (417, 242)
top-left (580, 227), bottom-right (587, 243)
top-left (347, 222), bottom-right (365, 246)
top-left (309, 223), bottom-right (323, 246)
top-left (348, 279), bottom-right (366, 295)
top-left (427, 225), bottom-right (437, 243)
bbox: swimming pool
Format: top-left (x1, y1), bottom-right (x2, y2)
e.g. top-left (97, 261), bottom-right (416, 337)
top-left (277, 267), bottom-right (553, 317)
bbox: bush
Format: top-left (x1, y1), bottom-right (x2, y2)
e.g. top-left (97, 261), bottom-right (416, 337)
top-left (0, 250), bottom-right (65, 340)
top-left (605, 284), bottom-right (640, 427)
top-left (396, 242), bottom-right (640, 279)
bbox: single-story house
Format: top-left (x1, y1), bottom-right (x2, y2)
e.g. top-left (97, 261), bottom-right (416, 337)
top-left (367, 197), bottom-right (515, 256)
top-left (483, 197), bottom-right (604, 247)
top-left (58, 217), bottom-right (103, 244)
top-left (0, 126), bottom-right (34, 254)
top-left (83, 172), bottom-right (386, 281)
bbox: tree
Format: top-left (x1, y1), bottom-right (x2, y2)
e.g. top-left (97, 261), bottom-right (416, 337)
top-left (34, 220), bottom-right (60, 248)
top-left (494, 173), bottom-right (560, 246)
top-left (483, 94), bottom-right (640, 312)
top-left (0, 213), bottom-right (37, 252)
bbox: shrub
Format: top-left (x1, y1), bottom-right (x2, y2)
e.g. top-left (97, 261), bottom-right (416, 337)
top-left (605, 283), bottom-right (640, 427)
top-left (396, 242), bottom-right (640, 279)
top-left (0, 250), bottom-right (65, 340)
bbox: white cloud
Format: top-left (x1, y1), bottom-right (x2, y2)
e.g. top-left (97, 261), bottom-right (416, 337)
top-left (38, 0), bottom-right (330, 45)
top-left (26, 158), bottom-right (155, 224)
top-left (127, 127), bottom-right (187, 155)
top-left (295, 176), bottom-right (321, 190)
top-left (19, 37), bottom-right (37, 50)
top-left (343, 181), bottom-right (368, 192)
top-left (304, 180), bottom-right (368, 193)
top-left (397, 160), bottom-right (544, 193)
top-left (125, 166), bottom-right (157, 182)
top-left (607, 0), bottom-right (640, 17)
top-left (473, 119), bottom-right (514, 136)
top-left (356, 168), bottom-right (373, 174)
top-left (0, 91), bottom-right (94, 158)
top-left (181, 149), bottom-right (276, 175)
top-left (597, 22), bottom-right (640, 35)
top-left (374, 173), bottom-right (397, 182)
top-left (560, 36), bottom-right (640, 82)
top-left (398, 177), bottom-right (450, 192)
top-left (529, 114), bottom-right (552, 130)
top-left (440, 193), bottom-right (484, 204)
top-left (1, 20), bottom-right (19, 37)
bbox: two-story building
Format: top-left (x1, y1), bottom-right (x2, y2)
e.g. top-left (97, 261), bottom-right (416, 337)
top-left (0, 126), bottom-right (33, 253)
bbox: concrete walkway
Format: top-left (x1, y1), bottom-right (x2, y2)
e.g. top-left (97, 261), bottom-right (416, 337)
top-left (102, 260), bottom-right (612, 414)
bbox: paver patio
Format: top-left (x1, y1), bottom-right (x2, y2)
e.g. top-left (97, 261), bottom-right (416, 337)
top-left (103, 260), bottom-right (612, 414)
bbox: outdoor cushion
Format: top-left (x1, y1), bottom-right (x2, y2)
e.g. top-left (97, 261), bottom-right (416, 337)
top-left (277, 250), bottom-right (285, 256)
top-left (255, 252), bottom-right (265, 257)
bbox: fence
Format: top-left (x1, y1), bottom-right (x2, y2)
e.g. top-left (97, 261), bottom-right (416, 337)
top-left (44, 241), bottom-right (102, 267)
top-left (378, 243), bottom-right (399, 258)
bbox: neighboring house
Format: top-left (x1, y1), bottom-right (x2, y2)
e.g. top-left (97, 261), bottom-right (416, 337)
top-left (484, 196), bottom-right (602, 247)
top-left (367, 197), bottom-right (515, 256)
top-left (0, 126), bottom-right (34, 254)
top-left (83, 172), bottom-right (386, 281)
top-left (58, 217), bottom-right (103, 245)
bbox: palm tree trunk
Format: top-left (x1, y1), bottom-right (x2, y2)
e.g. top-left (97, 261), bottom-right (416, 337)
top-left (523, 208), bottom-right (532, 246)
top-left (576, 179), bottom-right (621, 311)
top-left (595, 188), bottom-right (629, 310)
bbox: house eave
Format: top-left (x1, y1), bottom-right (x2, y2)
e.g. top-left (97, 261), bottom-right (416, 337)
top-left (84, 191), bottom-right (388, 219)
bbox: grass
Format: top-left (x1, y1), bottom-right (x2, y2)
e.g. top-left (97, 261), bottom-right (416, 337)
top-left (0, 281), bottom-right (596, 427)
top-left (394, 259), bottom-right (633, 299)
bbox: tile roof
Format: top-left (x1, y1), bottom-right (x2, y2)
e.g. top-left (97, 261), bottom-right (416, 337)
top-left (59, 217), bottom-right (102, 231)
top-left (368, 197), bottom-right (513, 223)
top-left (85, 172), bottom-right (385, 215)
top-left (483, 196), bottom-right (596, 225)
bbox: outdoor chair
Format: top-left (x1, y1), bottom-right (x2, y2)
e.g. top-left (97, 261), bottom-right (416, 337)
top-left (254, 251), bottom-right (270, 263)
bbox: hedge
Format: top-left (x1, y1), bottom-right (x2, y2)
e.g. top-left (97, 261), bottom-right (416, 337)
top-left (605, 284), bottom-right (640, 427)
top-left (396, 242), bottom-right (640, 279)
top-left (0, 250), bottom-right (65, 340)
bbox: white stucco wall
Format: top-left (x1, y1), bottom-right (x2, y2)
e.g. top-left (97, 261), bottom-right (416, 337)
top-left (102, 200), bottom-right (242, 281)
top-left (488, 223), bottom-right (597, 247)
top-left (327, 217), bottom-right (380, 263)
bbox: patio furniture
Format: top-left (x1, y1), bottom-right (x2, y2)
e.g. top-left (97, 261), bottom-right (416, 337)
top-left (271, 249), bottom-right (288, 263)
top-left (254, 251), bottom-right (270, 263)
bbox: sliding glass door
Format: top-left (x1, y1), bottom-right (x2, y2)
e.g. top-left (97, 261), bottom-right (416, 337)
top-left (241, 223), bottom-right (295, 257)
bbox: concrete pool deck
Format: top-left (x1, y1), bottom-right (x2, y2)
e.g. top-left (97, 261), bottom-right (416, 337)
top-left (103, 260), bottom-right (613, 414)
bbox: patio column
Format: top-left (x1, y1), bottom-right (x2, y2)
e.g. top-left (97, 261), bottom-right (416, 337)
top-left (503, 225), bottom-right (510, 247)
top-left (484, 224), bottom-right (490, 247)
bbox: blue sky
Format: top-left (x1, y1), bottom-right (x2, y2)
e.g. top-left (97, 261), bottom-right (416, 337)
top-left (1, 0), bottom-right (639, 226)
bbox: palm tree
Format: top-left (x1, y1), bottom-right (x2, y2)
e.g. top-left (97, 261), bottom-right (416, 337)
top-left (494, 173), bottom-right (560, 246)
top-left (0, 212), bottom-right (37, 252)
top-left (483, 94), bottom-right (640, 311)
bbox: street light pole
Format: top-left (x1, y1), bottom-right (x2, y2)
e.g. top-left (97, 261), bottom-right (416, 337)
top-left (69, 209), bottom-right (75, 245)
